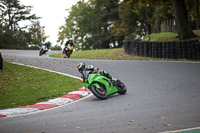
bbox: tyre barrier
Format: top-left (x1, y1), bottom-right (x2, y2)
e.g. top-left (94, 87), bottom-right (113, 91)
top-left (123, 40), bottom-right (200, 60)
top-left (0, 52), bottom-right (3, 70)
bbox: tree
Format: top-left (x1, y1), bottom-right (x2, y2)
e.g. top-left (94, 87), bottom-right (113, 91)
top-left (57, 1), bottom-right (94, 50)
top-left (172, 0), bottom-right (196, 39)
top-left (0, 0), bottom-right (46, 49)
top-left (0, 0), bottom-right (38, 32)
top-left (28, 21), bottom-right (48, 48)
top-left (196, 0), bottom-right (200, 29)
top-left (111, 0), bottom-right (139, 40)
top-left (58, 0), bottom-right (120, 50)
top-left (51, 45), bottom-right (62, 50)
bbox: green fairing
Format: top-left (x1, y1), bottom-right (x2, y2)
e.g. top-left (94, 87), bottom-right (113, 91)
top-left (84, 72), bottom-right (118, 96)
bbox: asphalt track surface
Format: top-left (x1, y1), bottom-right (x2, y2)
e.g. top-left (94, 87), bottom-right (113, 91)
top-left (0, 50), bottom-right (200, 133)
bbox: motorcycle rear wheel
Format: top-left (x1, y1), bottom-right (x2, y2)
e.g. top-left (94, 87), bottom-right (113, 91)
top-left (90, 83), bottom-right (107, 100)
top-left (116, 80), bottom-right (127, 94)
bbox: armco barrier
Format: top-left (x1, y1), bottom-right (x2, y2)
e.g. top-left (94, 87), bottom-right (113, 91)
top-left (123, 40), bottom-right (200, 60)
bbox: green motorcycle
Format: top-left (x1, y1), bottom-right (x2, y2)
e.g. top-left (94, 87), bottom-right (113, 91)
top-left (78, 64), bottom-right (127, 100)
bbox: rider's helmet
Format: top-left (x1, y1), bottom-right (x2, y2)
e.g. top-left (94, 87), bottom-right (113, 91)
top-left (45, 41), bottom-right (51, 48)
top-left (86, 65), bottom-right (94, 71)
top-left (94, 67), bottom-right (99, 73)
top-left (77, 63), bottom-right (86, 73)
top-left (69, 38), bottom-right (73, 43)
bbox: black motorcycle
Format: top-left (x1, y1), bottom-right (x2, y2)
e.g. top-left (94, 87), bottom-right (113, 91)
top-left (39, 45), bottom-right (48, 56)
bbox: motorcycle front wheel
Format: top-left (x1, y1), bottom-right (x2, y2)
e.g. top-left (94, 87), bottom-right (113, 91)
top-left (116, 80), bottom-right (127, 94)
top-left (90, 83), bottom-right (107, 100)
top-left (63, 53), bottom-right (66, 58)
top-left (67, 51), bottom-right (71, 58)
top-left (39, 51), bottom-right (42, 56)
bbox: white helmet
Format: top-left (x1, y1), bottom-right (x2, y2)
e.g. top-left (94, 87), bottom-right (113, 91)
top-left (69, 38), bottom-right (73, 41)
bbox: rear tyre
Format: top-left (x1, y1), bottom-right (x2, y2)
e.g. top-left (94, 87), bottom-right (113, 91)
top-left (90, 83), bottom-right (107, 100)
top-left (116, 80), bottom-right (127, 94)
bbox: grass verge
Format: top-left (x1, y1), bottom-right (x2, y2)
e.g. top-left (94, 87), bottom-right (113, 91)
top-left (143, 30), bottom-right (200, 41)
top-left (0, 62), bottom-right (82, 110)
top-left (143, 32), bottom-right (178, 41)
top-left (50, 48), bottom-right (122, 59)
top-left (50, 48), bottom-right (200, 62)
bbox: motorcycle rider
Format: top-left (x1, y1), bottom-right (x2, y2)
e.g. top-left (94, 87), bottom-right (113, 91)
top-left (42, 41), bottom-right (51, 52)
top-left (63, 38), bottom-right (74, 54)
top-left (77, 63), bottom-right (116, 85)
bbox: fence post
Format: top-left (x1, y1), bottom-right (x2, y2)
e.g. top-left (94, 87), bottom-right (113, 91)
top-left (0, 52), bottom-right (3, 70)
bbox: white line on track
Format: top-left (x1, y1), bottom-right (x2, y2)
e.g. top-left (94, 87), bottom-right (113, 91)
top-left (158, 127), bottom-right (200, 133)
top-left (11, 62), bottom-right (82, 80)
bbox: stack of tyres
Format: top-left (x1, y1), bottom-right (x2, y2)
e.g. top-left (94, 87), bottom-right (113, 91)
top-left (143, 42), bottom-right (149, 57)
top-left (152, 42), bottom-right (156, 58)
top-left (130, 40), bottom-right (137, 55)
top-left (0, 53), bottom-right (3, 70)
top-left (162, 42), bottom-right (167, 59)
top-left (170, 41), bottom-right (176, 59)
top-left (148, 42), bottom-right (152, 58)
top-left (136, 41), bottom-right (140, 56)
top-left (138, 41), bottom-right (144, 56)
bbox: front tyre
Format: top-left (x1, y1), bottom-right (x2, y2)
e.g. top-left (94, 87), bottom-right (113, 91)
top-left (90, 83), bottom-right (107, 100)
top-left (116, 80), bottom-right (127, 94)
top-left (67, 51), bottom-right (71, 58)
top-left (63, 53), bottom-right (66, 58)
top-left (39, 50), bottom-right (42, 56)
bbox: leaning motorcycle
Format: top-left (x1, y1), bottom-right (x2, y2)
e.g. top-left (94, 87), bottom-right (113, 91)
top-left (63, 45), bottom-right (73, 58)
top-left (81, 70), bottom-right (127, 100)
top-left (39, 46), bottom-right (48, 56)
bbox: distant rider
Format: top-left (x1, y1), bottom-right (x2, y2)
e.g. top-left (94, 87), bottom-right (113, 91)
top-left (42, 41), bottom-right (51, 52)
top-left (63, 38), bottom-right (74, 54)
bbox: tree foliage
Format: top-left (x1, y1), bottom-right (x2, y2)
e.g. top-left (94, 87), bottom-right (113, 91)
top-left (1, 0), bottom-right (199, 50)
top-left (57, 0), bottom-right (199, 50)
top-left (57, 0), bottom-right (120, 50)
top-left (0, 0), bottom-right (47, 49)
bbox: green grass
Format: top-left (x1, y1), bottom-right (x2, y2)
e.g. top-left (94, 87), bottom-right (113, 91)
top-left (50, 48), bottom-right (200, 61)
top-left (0, 62), bottom-right (82, 110)
top-left (50, 48), bottom-right (122, 59)
top-left (143, 30), bottom-right (200, 41)
top-left (143, 32), bottom-right (178, 41)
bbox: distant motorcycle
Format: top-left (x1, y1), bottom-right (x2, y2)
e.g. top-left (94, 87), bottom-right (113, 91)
top-left (63, 45), bottom-right (73, 58)
top-left (39, 45), bottom-right (48, 56)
